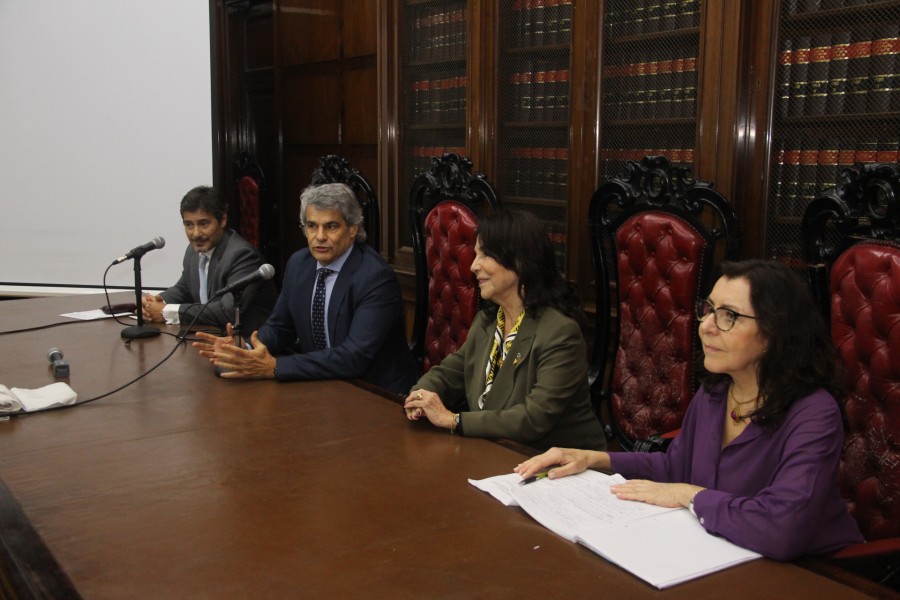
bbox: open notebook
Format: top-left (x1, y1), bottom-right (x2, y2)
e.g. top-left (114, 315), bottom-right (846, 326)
top-left (469, 470), bottom-right (760, 589)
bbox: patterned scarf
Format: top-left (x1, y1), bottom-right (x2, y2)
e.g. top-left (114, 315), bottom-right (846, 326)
top-left (479, 307), bottom-right (525, 409)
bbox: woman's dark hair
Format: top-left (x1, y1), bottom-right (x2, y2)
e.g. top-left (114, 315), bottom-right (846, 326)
top-left (702, 259), bottom-right (844, 427)
top-left (476, 209), bottom-right (586, 327)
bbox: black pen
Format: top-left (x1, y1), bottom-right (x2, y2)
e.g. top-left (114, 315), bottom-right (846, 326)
top-left (519, 467), bottom-right (556, 485)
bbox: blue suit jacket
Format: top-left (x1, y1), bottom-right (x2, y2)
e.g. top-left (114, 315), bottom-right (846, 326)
top-left (160, 229), bottom-right (277, 334)
top-left (258, 243), bottom-right (417, 395)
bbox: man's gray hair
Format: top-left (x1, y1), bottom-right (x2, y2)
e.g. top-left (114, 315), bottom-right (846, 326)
top-left (298, 183), bottom-right (367, 243)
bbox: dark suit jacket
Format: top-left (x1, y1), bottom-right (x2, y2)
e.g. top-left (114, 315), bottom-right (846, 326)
top-left (258, 243), bottom-right (418, 395)
top-left (160, 229), bottom-right (277, 334)
top-left (413, 306), bottom-right (606, 451)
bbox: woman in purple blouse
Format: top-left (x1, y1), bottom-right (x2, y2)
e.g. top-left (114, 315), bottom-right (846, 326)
top-left (516, 260), bottom-right (864, 560)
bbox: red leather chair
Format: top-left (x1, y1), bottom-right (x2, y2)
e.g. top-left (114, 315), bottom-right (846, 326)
top-left (409, 152), bottom-right (501, 373)
top-left (589, 155), bottom-right (740, 450)
top-left (310, 155), bottom-right (380, 253)
top-left (234, 151), bottom-right (266, 250)
top-left (802, 162), bottom-right (900, 587)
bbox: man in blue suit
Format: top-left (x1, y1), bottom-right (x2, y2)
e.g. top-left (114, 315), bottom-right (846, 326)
top-left (142, 186), bottom-right (277, 334)
top-left (193, 183), bottom-right (417, 395)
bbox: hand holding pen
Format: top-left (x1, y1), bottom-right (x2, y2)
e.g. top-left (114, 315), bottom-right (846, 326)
top-left (518, 467), bottom-right (557, 485)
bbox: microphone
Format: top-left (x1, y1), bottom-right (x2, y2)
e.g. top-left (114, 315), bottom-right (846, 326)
top-left (112, 236), bottom-right (166, 265)
top-left (210, 264), bottom-right (275, 299)
top-left (47, 347), bottom-right (70, 378)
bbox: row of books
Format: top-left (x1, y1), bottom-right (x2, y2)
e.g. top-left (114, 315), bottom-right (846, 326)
top-left (777, 27), bottom-right (900, 117)
top-left (508, 0), bottom-right (573, 48)
top-left (771, 139), bottom-right (900, 217)
top-left (506, 68), bottom-right (570, 122)
top-left (604, 0), bottom-right (701, 38)
top-left (505, 147), bottom-right (569, 200)
top-left (602, 57), bottom-right (698, 120)
top-left (408, 8), bottom-right (466, 63)
top-left (784, 0), bottom-right (880, 15)
top-left (407, 76), bottom-right (467, 126)
top-left (600, 147), bottom-right (696, 178)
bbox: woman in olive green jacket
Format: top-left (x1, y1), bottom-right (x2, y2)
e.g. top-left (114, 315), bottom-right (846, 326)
top-left (403, 210), bottom-right (606, 452)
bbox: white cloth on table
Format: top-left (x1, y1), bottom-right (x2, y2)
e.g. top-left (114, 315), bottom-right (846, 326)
top-left (0, 382), bottom-right (78, 413)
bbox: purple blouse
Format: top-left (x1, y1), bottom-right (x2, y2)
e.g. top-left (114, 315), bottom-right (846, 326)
top-left (609, 384), bottom-right (864, 560)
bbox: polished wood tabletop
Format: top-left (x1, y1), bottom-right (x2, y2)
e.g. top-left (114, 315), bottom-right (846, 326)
top-left (0, 294), bottom-right (886, 599)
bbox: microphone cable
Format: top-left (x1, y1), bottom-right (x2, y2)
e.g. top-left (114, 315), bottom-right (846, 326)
top-left (9, 299), bottom-right (220, 416)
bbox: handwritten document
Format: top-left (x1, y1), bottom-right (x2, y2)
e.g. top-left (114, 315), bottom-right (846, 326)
top-left (469, 470), bottom-right (760, 589)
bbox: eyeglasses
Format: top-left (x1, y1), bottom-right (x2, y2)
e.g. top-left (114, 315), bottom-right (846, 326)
top-left (695, 299), bottom-right (757, 332)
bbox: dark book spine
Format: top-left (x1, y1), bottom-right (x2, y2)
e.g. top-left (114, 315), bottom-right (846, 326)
top-left (548, 222), bottom-right (567, 272)
top-left (656, 59), bottom-right (673, 118)
top-left (807, 34), bottom-right (832, 116)
top-left (632, 4), bottom-right (646, 35)
top-left (817, 141), bottom-right (839, 197)
top-left (545, 0), bottom-right (561, 45)
top-left (876, 139), bottom-right (899, 165)
top-left (602, 64), bottom-right (619, 119)
top-left (556, 147), bottom-right (569, 198)
top-left (621, 61), bottom-right (637, 119)
top-left (522, 0), bottom-right (534, 47)
top-left (837, 142), bottom-right (856, 175)
top-left (512, 0), bottom-right (525, 47)
top-left (634, 58), bottom-right (649, 119)
top-left (670, 56), bottom-right (685, 119)
top-left (644, 2), bottom-right (662, 34)
top-left (459, 74), bottom-right (468, 122)
top-left (681, 147), bottom-right (695, 173)
top-left (661, 0), bottom-right (679, 32)
top-left (532, 0), bottom-right (547, 46)
top-left (867, 25), bottom-right (899, 114)
top-left (645, 60), bottom-right (660, 118)
top-left (559, 0), bottom-right (572, 40)
top-left (452, 9), bottom-right (466, 57)
top-left (798, 138), bottom-right (819, 214)
top-left (521, 66), bottom-right (534, 122)
top-left (682, 57), bottom-right (697, 117)
top-left (533, 68), bottom-right (547, 120)
top-left (789, 37), bottom-right (811, 117)
top-left (782, 141), bottom-right (801, 217)
top-left (845, 34), bottom-right (872, 114)
top-left (776, 38), bottom-right (793, 119)
top-left (556, 69), bottom-right (570, 121)
top-left (771, 139), bottom-right (787, 215)
top-left (855, 140), bottom-right (876, 164)
top-left (826, 31), bottom-right (851, 115)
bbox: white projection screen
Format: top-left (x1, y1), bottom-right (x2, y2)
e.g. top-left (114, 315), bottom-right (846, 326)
top-left (0, 1), bottom-right (213, 295)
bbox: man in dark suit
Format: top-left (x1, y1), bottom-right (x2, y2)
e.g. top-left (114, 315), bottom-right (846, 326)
top-left (142, 186), bottom-right (277, 334)
top-left (193, 183), bottom-right (417, 395)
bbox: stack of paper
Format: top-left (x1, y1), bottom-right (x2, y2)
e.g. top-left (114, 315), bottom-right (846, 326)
top-left (469, 470), bottom-right (760, 589)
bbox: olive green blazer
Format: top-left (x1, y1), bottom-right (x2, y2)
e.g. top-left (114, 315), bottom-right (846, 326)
top-left (414, 306), bottom-right (606, 451)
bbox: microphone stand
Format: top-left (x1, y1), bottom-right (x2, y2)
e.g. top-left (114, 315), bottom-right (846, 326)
top-left (121, 255), bottom-right (161, 339)
top-left (232, 289), bottom-right (244, 348)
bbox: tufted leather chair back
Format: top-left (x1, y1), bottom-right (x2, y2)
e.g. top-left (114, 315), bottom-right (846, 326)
top-left (589, 156), bottom-right (740, 450)
top-left (802, 162), bottom-right (900, 546)
top-left (410, 153), bottom-right (501, 372)
top-left (234, 151), bottom-right (266, 250)
top-left (310, 155), bottom-right (380, 253)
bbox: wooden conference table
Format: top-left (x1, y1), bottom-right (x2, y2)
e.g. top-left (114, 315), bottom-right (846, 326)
top-left (0, 294), bottom-right (887, 599)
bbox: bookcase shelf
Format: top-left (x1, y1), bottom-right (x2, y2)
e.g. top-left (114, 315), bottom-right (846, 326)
top-left (606, 26), bottom-right (701, 46)
top-left (764, 0), bottom-right (900, 262)
top-left (782, 0), bottom-right (900, 28)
